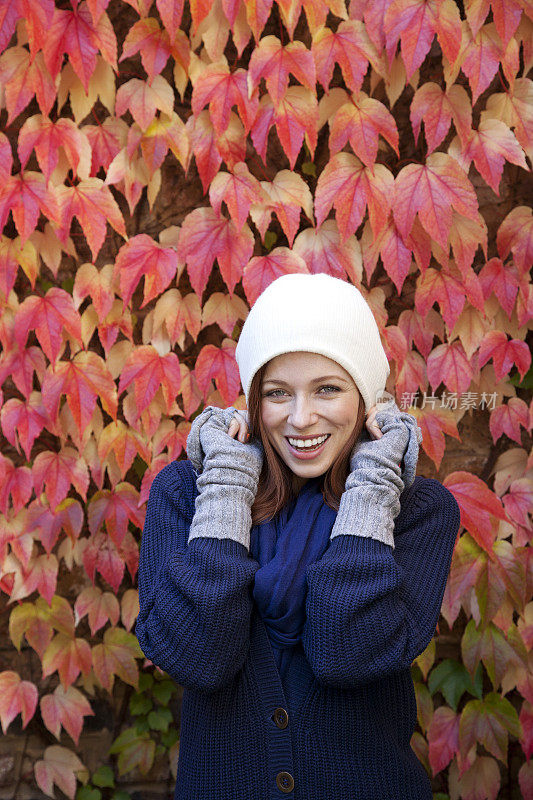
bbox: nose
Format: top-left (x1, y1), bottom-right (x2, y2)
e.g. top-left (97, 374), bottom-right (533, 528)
top-left (287, 396), bottom-right (319, 429)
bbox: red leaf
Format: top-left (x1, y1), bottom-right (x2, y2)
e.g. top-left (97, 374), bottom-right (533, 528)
top-left (209, 162), bottom-right (265, 231)
top-left (18, 115), bottom-right (91, 183)
top-left (478, 257), bottom-right (519, 319)
top-left (329, 93), bottom-right (399, 167)
top-left (248, 35), bottom-right (316, 107)
top-left (478, 330), bottom-right (531, 382)
top-left (187, 110), bottom-right (247, 192)
top-left (426, 340), bottom-right (473, 395)
top-left (114, 234), bottom-right (179, 307)
top-left (56, 178), bottom-right (126, 260)
top-left (0, 456), bottom-right (32, 515)
top-left (394, 153), bottom-right (479, 250)
top-left (315, 152), bottom-right (394, 241)
top-left (194, 339), bottom-right (241, 404)
top-left (32, 448), bottom-right (89, 510)
top-left (293, 220), bottom-right (363, 283)
top-left (115, 75), bottom-right (174, 130)
top-left (312, 19), bottom-right (383, 95)
top-left (250, 169), bottom-right (313, 246)
top-left (242, 247), bottom-right (309, 305)
top-left (88, 483), bottom-right (145, 545)
top-left (497, 206), bottom-right (533, 276)
top-left (0, 172), bottom-right (59, 244)
top-left (384, 0), bottom-right (461, 80)
top-left (444, 471), bottom-right (508, 553)
top-left (428, 707), bottom-right (460, 775)
top-left (410, 82), bottom-right (472, 153)
top-left (177, 207), bottom-right (254, 297)
top-left (118, 345), bottom-right (181, 419)
top-left (0, 392), bottom-right (47, 460)
top-left (15, 288), bottom-right (82, 366)
top-left (121, 18), bottom-right (173, 82)
top-left (192, 63), bottom-right (259, 137)
top-left (156, 0), bottom-right (185, 40)
top-left (0, 48), bottom-right (57, 125)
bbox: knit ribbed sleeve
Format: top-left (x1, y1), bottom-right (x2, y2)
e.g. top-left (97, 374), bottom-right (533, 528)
top-left (135, 462), bottom-right (260, 693)
top-left (301, 477), bottom-right (460, 689)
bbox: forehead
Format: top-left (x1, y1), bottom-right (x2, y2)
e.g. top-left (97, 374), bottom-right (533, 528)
top-left (262, 352), bottom-right (352, 382)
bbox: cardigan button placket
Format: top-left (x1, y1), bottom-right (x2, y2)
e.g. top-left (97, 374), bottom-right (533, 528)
top-left (272, 707), bottom-right (289, 729)
top-left (276, 771), bottom-right (294, 793)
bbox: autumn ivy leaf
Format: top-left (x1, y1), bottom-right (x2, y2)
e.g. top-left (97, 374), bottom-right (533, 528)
top-left (40, 684), bottom-right (95, 746)
top-left (192, 61), bottom-right (259, 136)
top-left (75, 586), bottom-right (121, 637)
top-left (156, 0), bottom-right (185, 40)
top-left (312, 20), bottom-right (383, 95)
top-left (0, 171), bottom-right (60, 244)
top-left (415, 266), bottom-right (467, 331)
top-left (394, 152), bottom-right (479, 250)
top-left (88, 483), bottom-right (145, 544)
top-left (484, 78), bottom-right (533, 161)
top-left (465, 0), bottom-right (523, 48)
top-left (92, 629), bottom-right (141, 696)
top-left (0, 456), bottom-right (33, 515)
top-left (456, 22), bottom-right (515, 104)
top-left (121, 18), bottom-right (176, 83)
top-left (73, 263), bottom-right (116, 323)
top-left (0, 391), bottom-right (48, 460)
top-left (301, 0), bottom-right (347, 36)
top-left (0, 671), bottom-right (38, 734)
top-left (0, 48), bottom-right (57, 125)
top-left (209, 162), bottom-right (265, 231)
top-left (18, 115), bottom-right (92, 182)
top-left (315, 151), bottom-right (394, 241)
top-left (115, 75), bottom-right (174, 130)
top-left (242, 246), bottom-right (309, 305)
top-left (247, 35), bottom-right (316, 107)
top-left (82, 117), bottom-right (128, 176)
top-left (32, 448), bottom-right (89, 510)
top-left (0, 0), bottom-right (22, 56)
top-left (140, 112), bottom-right (190, 175)
top-left (426, 339), bottom-right (474, 396)
top-left (410, 82), bottom-right (472, 154)
top-left (152, 289), bottom-right (202, 348)
top-left (118, 345), bottom-right (181, 419)
top-left (449, 118), bottom-right (527, 195)
top-left (446, 473), bottom-right (511, 557)
top-left (251, 87), bottom-right (318, 169)
top-left (56, 178), bottom-right (126, 260)
top-left (114, 234), bottom-right (179, 308)
top-left (459, 691), bottom-right (522, 764)
top-left (293, 220), bottom-right (363, 283)
top-left (497, 206), bottom-right (533, 276)
top-left (186, 110), bottom-right (246, 192)
top-left (15, 287), bottom-right (82, 366)
top-left (478, 330), bottom-right (531, 382)
top-left (360, 215), bottom-right (412, 293)
top-left (194, 338), bottom-right (241, 404)
top-left (384, 0), bottom-right (461, 81)
top-left (243, 0), bottom-right (274, 40)
top-left (42, 2), bottom-right (117, 92)
top-left (97, 421), bottom-right (151, 481)
top-left (329, 93), bottom-right (399, 167)
top-left (201, 291), bottom-right (249, 337)
top-left (41, 351), bottom-right (118, 434)
top-left (178, 206), bottom-right (254, 297)
top-left (427, 706), bottom-right (460, 775)
top-left (250, 169), bottom-right (313, 246)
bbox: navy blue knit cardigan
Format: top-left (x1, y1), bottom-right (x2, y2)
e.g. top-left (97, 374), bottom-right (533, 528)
top-left (135, 458), bottom-right (461, 800)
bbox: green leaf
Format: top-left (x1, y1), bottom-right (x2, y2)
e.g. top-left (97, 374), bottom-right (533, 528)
top-left (111, 791), bottom-right (132, 800)
top-left (134, 717), bottom-right (150, 734)
top-left (109, 727), bottom-right (155, 776)
top-left (152, 680), bottom-right (175, 705)
top-left (428, 659), bottom-right (483, 710)
top-left (509, 365), bottom-right (533, 389)
top-left (129, 693), bottom-right (152, 715)
top-left (138, 673), bottom-right (154, 691)
top-left (76, 788), bottom-right (101, 800)
top-left (301, 161), bottom-right (316, 177)
top-left (91, 765), bottom-right (115, 788)
top-left (264, 231), bottom-right (277, 251)
top-left (148, 707), bottom-right (173, 732)
top-left (161, 728), bottom-right (179, 748)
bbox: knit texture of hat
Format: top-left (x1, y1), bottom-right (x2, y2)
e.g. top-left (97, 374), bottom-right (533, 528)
top-left (235, 273), bottom-right (390, 414)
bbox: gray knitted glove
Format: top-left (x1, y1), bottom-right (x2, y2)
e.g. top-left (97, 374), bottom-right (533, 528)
top-left (186, 405), bottom-right (264, 550)
top-left (331, 401), bottom-right (423, 548)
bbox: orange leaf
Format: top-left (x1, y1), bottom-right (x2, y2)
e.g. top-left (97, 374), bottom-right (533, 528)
top-left (115, 75), bottom-right (174, 130)
top-left (478, 330), bottom-right (531, 382)
top-left (410, 82), bottom-right (472, 153)
top-left (40, 685), bottom-right (94, 746)
top-left (114, 233), bottom-right (179, 307)
top-left (32, 448), bottom-right (89, 511)
top-left (251, 87), bottom-right (318, 170)
top-left (118, 345), bottom-right (181, 419)
top-left (0, 48), bottom-right (57, 125)
top-left (192, 62), bottom-right (259, 136)
top-left (209, 162), bottom-right (265, 231)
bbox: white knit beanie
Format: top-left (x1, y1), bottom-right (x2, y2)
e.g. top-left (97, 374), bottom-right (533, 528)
top-left (235, 273), bottom-right (390, 415)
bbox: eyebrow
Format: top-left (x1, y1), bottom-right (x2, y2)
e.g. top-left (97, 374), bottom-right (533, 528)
top-left (263, 375), bottom-right (349, 386)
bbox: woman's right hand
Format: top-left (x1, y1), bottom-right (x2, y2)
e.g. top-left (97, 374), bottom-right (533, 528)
top-left (186, 405), bottom-right (263, 479)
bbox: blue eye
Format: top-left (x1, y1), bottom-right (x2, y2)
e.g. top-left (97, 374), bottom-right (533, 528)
top-left (264, 385), bottom-right (340, 398)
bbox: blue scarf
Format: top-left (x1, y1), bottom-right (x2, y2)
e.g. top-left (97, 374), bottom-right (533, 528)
top-left (250, 476), bottom-right (338, 680)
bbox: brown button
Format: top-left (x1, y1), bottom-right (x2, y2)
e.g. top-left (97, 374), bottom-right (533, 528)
top-left (272, 707), bottom-right (289, 729)
top-left (276, 772), bottom-right (294, 793)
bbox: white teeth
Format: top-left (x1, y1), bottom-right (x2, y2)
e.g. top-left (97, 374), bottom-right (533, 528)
top-left (288, 435), bottom-right (328, 449)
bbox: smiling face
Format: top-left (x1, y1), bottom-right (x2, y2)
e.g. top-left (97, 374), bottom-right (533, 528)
top-left (260, 352), bottom-right (362, 492)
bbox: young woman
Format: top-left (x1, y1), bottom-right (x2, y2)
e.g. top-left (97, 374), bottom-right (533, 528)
top-left (135, 272), bottom-right (461, 800)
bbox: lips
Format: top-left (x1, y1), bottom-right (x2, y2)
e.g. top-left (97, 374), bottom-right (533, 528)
top-left (284, 434), bottom-right (331, 459)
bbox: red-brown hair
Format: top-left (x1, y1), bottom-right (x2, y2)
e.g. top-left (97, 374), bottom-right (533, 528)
top-left (248, 362), bottom-right (367, 525)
